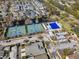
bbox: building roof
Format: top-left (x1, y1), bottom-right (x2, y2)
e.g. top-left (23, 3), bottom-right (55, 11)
top-left (0, 46), bottom-right (4, 58)
top-left (68, 53), bottom-right (79, 59)
top-left (34, 53), bottom-right (48, 59)
top-left (26, 42), bottom-right (46, 56)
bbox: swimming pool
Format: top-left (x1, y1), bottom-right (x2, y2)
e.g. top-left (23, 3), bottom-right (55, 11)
top-left (49, 22), bottom-right (60, 29)
top-left (48, 22), bottom-right (61, 31)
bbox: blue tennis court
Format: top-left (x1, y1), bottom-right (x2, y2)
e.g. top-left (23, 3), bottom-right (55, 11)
top-left (7, 25), bottom-right (27, 37)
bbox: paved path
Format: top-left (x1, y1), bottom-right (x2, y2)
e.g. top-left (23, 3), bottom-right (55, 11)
top-left (0, 33), bottom-right (50, 46)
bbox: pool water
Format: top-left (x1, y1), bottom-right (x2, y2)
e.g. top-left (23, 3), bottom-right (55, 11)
top-left (49, 22), bottom-right (60, 29)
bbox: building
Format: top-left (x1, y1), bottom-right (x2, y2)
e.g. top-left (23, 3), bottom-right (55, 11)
top-left (21, 41), bottom-right (49, 59)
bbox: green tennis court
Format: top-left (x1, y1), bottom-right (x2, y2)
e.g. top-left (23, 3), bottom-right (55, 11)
top-left (27, 24), bottom-right (44, 34)
top-left (7, 25), bottom-right (27, 37)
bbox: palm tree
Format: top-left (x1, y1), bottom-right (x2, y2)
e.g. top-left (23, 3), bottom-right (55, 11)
top-left (62, 49), bottom-right (70, 59)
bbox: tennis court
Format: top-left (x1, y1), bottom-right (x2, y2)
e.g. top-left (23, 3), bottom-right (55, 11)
top-left (7, 25), bottom-right (27, 37)
top-left (27, 24), bottom-right (44, 34)
top-left (6, 24), bottom-right (44, 37)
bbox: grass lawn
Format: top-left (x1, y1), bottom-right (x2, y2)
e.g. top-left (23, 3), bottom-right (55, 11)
top-left (58, 20), bottom-right (72, 32)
